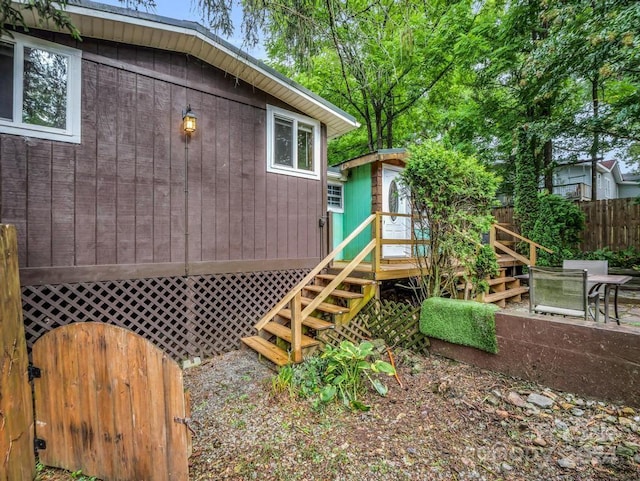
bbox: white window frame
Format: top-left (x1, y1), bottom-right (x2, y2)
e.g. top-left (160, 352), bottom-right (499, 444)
top-left (266, 104), bottom-right (321, 180)
top-left (605, 177), bottom-right (611, 199)
top-left (0, 32), bottom-right (82, 143)
top-left (327, 182), bottom-right (344, 213)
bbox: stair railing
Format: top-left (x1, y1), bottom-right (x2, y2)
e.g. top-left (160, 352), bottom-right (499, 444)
top-left (254, 214), bottom-right (378, 362)
top-left (490, 224), bottom-right (553, 266)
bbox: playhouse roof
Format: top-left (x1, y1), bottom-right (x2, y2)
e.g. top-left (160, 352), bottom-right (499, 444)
top-left (13, 0), bottom-right (359, 139)
top-left (335, 148), bottom-right (408, 171)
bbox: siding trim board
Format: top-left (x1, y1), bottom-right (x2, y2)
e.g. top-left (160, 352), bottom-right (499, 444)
top-left (19, 258), bottom-right (321, 286)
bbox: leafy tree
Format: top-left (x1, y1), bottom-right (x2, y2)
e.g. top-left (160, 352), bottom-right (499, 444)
top-left (401, 141), bottom-right (499, 299)
top-left (257, 0), bottom-right (479, 154)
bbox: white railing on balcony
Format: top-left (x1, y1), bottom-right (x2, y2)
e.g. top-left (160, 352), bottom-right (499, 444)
top-left (552, 182), bottom-right (591, 201)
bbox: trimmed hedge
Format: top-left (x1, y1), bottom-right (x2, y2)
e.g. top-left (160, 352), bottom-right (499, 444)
top-left (420, 297), bottom-right (499, 354)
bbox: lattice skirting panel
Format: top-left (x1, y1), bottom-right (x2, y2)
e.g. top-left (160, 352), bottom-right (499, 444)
top-left (22, 269), bottom-right (309, 361)
top-left (358, 299), bottom-right (430, 355)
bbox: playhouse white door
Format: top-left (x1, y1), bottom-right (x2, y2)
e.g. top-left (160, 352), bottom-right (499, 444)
top-left (381, 166), bottom-right (411, 258)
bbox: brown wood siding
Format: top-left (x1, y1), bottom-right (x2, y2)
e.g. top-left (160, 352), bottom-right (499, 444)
top-left (0, 34), bottom-right (327, 279)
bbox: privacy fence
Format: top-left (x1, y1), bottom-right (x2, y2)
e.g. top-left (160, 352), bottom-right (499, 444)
top-left (493, 198), bottom-right (640, 252)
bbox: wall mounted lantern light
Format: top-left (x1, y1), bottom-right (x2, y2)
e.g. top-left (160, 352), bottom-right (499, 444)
top-left (182, 105), bottom-right (197, 133)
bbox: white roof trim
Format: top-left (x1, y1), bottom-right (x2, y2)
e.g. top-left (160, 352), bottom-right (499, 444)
top-left (13, 0), bottom-right (360, 138)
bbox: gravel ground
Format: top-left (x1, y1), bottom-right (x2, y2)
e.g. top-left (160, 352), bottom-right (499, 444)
top-left (37, 299), bottom-right (640, 481)
top-left (183, 348), bottom-right (640, 481)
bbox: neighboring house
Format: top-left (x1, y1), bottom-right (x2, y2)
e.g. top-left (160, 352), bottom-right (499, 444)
top-left (619, 172), bottom-right (640, 199)
top-left (552, 159), bottom-right (639, 201)
top-left (329, 149), bottom-right (410, 260)
top-left (0, 0), bottom-right (358, 360)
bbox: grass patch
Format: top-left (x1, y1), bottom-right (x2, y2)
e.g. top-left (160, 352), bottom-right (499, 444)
top-left (420, 297), bottom-right (499, 354)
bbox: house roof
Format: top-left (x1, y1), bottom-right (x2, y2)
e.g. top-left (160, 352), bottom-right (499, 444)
top-left (12, 0), bottom-right (359, 139)
top-left (558, 159), bottom-right (625, 183)
top-left (335, 148), bottom-right (408, 171)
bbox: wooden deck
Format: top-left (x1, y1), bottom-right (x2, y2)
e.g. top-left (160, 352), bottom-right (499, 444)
top-left (331, 259), bottom-right (426, 281)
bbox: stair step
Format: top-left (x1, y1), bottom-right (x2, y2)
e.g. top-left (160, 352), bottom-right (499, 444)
top-left (303, 284), bottom-right (364, 300)
top-left (241, 336), bottom-right (289, 366)
top-left (483, 286), bottom-right (529, 303)
top-left (278, 309), bottom-right (335, 331)
top-left (301, 296), bottom-right (350, 315)
top-left (315, 274), bottom-right (377, 286)
top-left (488, 276), bottom-right (516, 286)
top-left (457, 276), bottom-right (517, 291)
top-left (263, 322), bottom-right (320, 348)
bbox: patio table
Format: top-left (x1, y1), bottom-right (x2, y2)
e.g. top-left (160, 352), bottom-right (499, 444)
top-left (587, 274), bottom-right (632, 324)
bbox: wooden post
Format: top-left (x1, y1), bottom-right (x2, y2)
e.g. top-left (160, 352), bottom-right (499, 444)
top-left (373, 212), bottom-right (381, 276)
top-left (489, 224), bottom-right (496, 250)
top-left (530, 245), bottom-right (537, 266)
top-left (0, 225), bottom-right (36, 481)
top-left (290, 292), bottom-right (302, 363)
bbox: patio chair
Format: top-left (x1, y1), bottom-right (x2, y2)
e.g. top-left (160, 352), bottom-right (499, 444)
top-left (562, 260), bottom-right (608, 296)
top-left (529, 266), bottom-right (599, 321)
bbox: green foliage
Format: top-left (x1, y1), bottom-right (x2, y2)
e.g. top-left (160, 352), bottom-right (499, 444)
top-left (513, 127), bottom-right (540, 238)
top-left (1, 0), bottom-right (81, 39)
top-left (529, 193), bottom-right (585, 266)
top-left (580, 246), bottom-right (640, 269)
top-left (320, 341), bottom-right (395, 411)
top-left (70, 470), bottom-right (97, 481)
top-left (402, 141), bottom-right (499, 298)
top-left (271, 341), bottom-right (395, 412)
top-left (419, 297), bottom-right (499, 354)
top-left (469, 244), bottom-right (500, 297)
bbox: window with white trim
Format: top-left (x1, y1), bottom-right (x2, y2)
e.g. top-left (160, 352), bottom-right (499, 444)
top-left (327, 183), bottom-right (344, 212)
top-left (605, 178), bottom-right (611, 198)
top-left (0, 33), bottom-right (82, 143)
top-left (266, 105), bottom-right (321, 180)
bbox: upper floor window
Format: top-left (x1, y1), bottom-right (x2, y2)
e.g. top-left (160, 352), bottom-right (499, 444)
top-left (266, 105), bottom-right (320, 180)
top-left (0, 33), bottom-right (81, 143)
top-left (327, 183), bottom-right (344, 212)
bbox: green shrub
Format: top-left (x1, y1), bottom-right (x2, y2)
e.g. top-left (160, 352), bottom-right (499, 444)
top-left (469, 244), bottom-right (500, 296)
top-left (579, 246), bottom-right (640, 269)
top-left (402, 141), bottom-right (499, 298)
top-left (271, 341), bottom-right (395, 411)
top-left (420, 297), bottom-right (499, 354)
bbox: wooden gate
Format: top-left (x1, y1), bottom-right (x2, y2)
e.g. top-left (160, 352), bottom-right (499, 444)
top-left (0, 225), bottom-right (35, 481)
top-left (32, 322), bottom-right (190, 481)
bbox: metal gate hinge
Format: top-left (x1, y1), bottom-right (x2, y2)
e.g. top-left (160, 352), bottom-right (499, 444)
top-left (174, 417), bottom-right (196, 436)
top-left (35, 438), bottom-right (46, 451)
top-left (28, 365), bottom-right (41, 381)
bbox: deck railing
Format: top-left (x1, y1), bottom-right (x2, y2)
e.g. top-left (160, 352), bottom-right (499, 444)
top-left (490, 224), bottom-right (553, 266)
top-left (254, 214), bottom-right (378, 362)
top-left (552, 182), bottom-right (591, 201)
top-left (255, 215), bottom-right (547, 363)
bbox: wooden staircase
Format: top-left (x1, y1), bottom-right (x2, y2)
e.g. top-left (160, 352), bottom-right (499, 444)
top-left (242, 275), bottom-right (377, 366)
top-left (242, 215), bottom-right (552, 365)
top-left (477, 224), bottom-right (553, 307)
top-left (478, 258), bottom-right (529, 307)
top-left (242, 214), bottom-right (380, 366)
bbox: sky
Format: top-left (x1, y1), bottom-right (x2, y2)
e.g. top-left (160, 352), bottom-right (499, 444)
top-left (97, 0), bottom-right (266, 58)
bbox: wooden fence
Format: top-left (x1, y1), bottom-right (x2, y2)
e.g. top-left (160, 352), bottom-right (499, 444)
top-left (493, 198), bottom-right (640, 252)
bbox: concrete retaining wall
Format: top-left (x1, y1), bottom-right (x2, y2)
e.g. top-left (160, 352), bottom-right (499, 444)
top-left (428, 312), bottom-right (640, 407)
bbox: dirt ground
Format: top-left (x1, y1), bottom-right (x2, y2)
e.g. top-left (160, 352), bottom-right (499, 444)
top-left (37, 299), bottom-right (640, 481)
